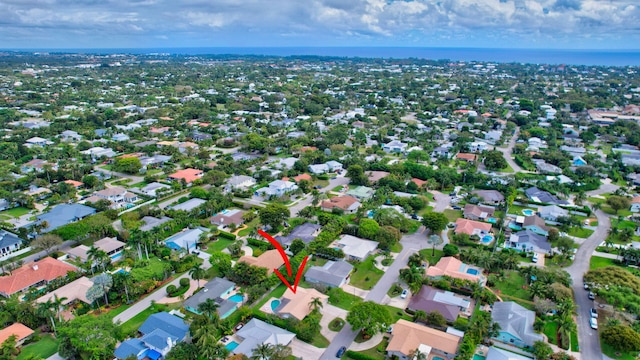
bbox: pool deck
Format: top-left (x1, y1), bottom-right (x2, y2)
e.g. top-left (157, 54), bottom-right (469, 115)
top-left (260, 297), bottom-right (279, 315)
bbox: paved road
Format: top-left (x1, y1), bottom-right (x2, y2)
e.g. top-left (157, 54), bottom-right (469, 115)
top-left (431, 191), bottom-right (450, 212)
top-left (585, 179), bottom-right (620, 197)
top-left (93, 165), bottom-right (145, 185)
top-left (494, 127), bottom-right (527, 174)
top-left (566, 209), bottom-right (610, 360)
top-left (5, 240), bottom-right (76, 267)
top-left (319, 227), bottom-right (429, 359)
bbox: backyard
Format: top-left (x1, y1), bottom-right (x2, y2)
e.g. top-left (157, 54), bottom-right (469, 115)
top-left (119, 302), bottom-right (181, 337)
top-left (17, 334), bottom-right (59, 360)
top-left (590, 256), bottom-right (617, 270)
top-left (492, 270), bottom-right (533, 303)
top-left (0, 206), bottom-right (31, 219)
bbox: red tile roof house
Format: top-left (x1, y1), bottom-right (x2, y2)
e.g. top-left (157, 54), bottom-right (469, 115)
top-left (320, 195), bottom-right (361, 214)
top-left (168, 168), bottom-right (204, 185)
top-left (0, 257), bottom-right (77, 297)
top-left (0, 323), bottom-right (34, 347)
top-left (454, 218), bottom-right (493, 236)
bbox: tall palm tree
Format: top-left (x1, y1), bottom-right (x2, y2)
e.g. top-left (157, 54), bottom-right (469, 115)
top-left (115, 271), bottom-right (133, 304)
top-left (251, 343), bottom-right (274, 360)
top-left (194, 323), bottom-right (222, 359)
top-left (409, 348), bottom-right (428, 360)
top-left (197, 298), bottom-right (220, 325)
top-left (51, 294), bottom-right (68, 323)
top-left (308, 297), bottom-right (323, 312)
top-left (36, 301), bottom-right (57, 336)
top-left (189, 264), bottom-right (206, 288)
top-left (556, 314), bottom-right (576, 349)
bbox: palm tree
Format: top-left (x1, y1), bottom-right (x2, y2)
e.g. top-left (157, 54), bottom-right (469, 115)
top-left (194, 323), bottom-right (222, 359)
top-left (528, 281), bottom-right (547, 299)
top-left (51, 294), bottom-right (68, 323)
top-left (189, 264), bottom-right (206, 288)
top-left (197, 298), bottom-right (220, 325)
top-left (309, 297), bottom-right (323, 312)
top-left (87, 246), bottom-right (108, 273)
top-left (36, 301), bottom-right (57, 336)
top-left (574, 191), bottom-right (586, 206)
top-left (556, 314), bottom-right (576, 349)
top-left (251, 343), bottom-right (274, 360)
top-left (115, 271), bottom-right (133, 304)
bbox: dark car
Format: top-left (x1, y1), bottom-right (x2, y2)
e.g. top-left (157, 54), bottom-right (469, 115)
top-left (336, 346), bottom-right (346, 358)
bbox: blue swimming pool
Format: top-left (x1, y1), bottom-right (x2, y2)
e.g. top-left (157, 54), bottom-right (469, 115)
top-left (482, 235), bottom-right (494, 244)
top-left (229, 294), bottom-right (244, 303)
top-left (466, 268), bottom-right (479, 275)
top-left (473, 355), bottom-right (486, 360)
top-left (522, 209), bottom-right (535, 216)
top-left (225, 341), bottom-right (239, 351)
top-left (110, 252), bottom-right (123, 260)
top-left (114, 269), bottom-right (128, 275)
top-left (487, 217), bottom-right (497, 223)
top-left (165, 241), bottom-right (182, 250)
top-left (509, 223), bottom-right (522, 231)
top-left (270, 299), bottom-right (281, 312)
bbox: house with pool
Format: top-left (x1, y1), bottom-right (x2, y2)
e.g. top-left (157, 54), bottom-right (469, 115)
top-left (183, 278), bottom-right (241, 319)
top-left (491, 302), bottom-right (543, 349)
top-left (425, 257), bottom-right (486, 286)
top-left (227, 318), bottom-right (295, 357)
top-left (164, 228), bottom-right (206, 252)
top-left (506, 230), bottom-right (551, 254)
top-left (270, 287), bottom-right (328, 321)
top-left (65, 237), bottom-right (126, 264)
top-left (114, 312), bottom-right (190, 360)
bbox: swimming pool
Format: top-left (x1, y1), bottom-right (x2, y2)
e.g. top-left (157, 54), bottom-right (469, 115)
top-left (229, 294), bottom-right (244, 303)
top-left (509, 223), bottom-right (522, 231)
top-left (110, 252), bottom-right (123, 260)
top-left (487, 217), bottom-right (497, 223)
top-left (367, 210), bottom-right (374, 218)
top-left (225, 341), bottom-right (239, 351)
top-left (165, 241), bottom-right (182, 251)
top-left (466, 268), bottom-right (479, 275)
top-left (270, 299), bottom-right (281, 312)
top-left (522, 209), bottom-right (535, 216)
top-left (473, 355), bottom-right (486, 360)
top-left (113, 269), bottom-right (128, 275)
top-left (481, 235), bottom-right (494, 244)
top-left (433, 357), bottom-right (446, 360)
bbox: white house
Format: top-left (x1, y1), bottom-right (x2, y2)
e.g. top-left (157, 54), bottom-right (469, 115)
top-left (255, 180), bottom-right (298, 197)
top-left (139, 182), bottom-right (171, 197)
top-left (469, 141), bottom-right (488, 153)
top-left (335, 235), bottom-right (378, 261)
top-left (225, 175), bottom-right (256, 192)
top-left (0, 230), bottom-right (23, 259)
top-left (631, 197), bottom-right (640, 213)
top-left (383, 140), bottom-right (408, 153)
top-left (537, 205), bottom-right (569, 221)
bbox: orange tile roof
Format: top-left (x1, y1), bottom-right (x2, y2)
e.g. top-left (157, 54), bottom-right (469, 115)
top-left (0, 257), bottom-right (77, 296)
top-left (454, 218), bottom-right (492, 236)
top-left (293, 173), bottom-right (312, 182)
top-left (169, 168), bottom-right (203, 183)
top-left (320, 195), bottom-right (359, 211)
top-left (238, 249), bottom-right (285, 275)
top-left (279, 288), bottom-right (328, 321)
top-left (411, 178), bottom-right (426, 187)
top-left (387, 319), bottom-right (460, 355)
top-left (63, 180), bottom-right (83, 188)
top-left (425, 256), bottom-right (483, 283)
top-left (0, 323), bottom-right (34, 344)
top-left (456, 153), bottom-right (477, 162)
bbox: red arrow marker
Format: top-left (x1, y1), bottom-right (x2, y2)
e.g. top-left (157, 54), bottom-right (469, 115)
top-left (258, 229), bottom-right (308, 294)
top-left (258, 229), bottom-right (292, 277)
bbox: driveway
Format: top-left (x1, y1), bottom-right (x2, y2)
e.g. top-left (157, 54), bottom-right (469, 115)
top-left (319, 227), bottom-right (429, 359)
top-left (565, 209), bottom-right (610, 360)
top-left (586, 179), bottom-right (620, 197)
top-left (93, 165), bottom-right (144, 185)
top-left (431, 191), bottom-right (450, 212)
top-left (291, 338), bottom-right (324, 359)
top-left (319, 304), bottom-right (348, 341)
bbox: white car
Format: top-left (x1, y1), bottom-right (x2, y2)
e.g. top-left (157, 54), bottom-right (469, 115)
top-left (400, 289), bottom-right (409, 299)
top-left (590, 317), bottom-right (598, 330)
top-left (532, 254), bottom-right (539, 263)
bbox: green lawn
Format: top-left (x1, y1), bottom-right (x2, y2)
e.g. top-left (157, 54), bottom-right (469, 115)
top-left (205, 239), bottom-right (234, 254)
top-left (119, 303), bottom-right (178, 336)
top-left (443, 209), bottom-right (462, 222)
top-left (328, 288), bottom-right (362, 311)
top-left (590, 256), bottom-right (617, 270)
top-left (332, 185), bottom-right (344, 192)
top-left (351, 336), bottom-right (389, 360)
top-left (419, 248), bottom-right (444, 266)
top-left (492, 270), bottom-right (532, 301)
top-left (312, 333), bottom-right (331, 348)
top-left (500, 162), bottom-right (515, 173)
top-left (601, 342), bottom-right (638, 360)
top-left (0, 206), bottom-right (31, 218)
top-left (17, 334), bottom-right (59, 360)
top-left (254, 284), bottom-right (287, 309)
top-left (349, 256), bottom-right (384, 290)
top-left (567, 227), bottom-right (594, 238)
top-left (543, 321), bottom-right (559, 345)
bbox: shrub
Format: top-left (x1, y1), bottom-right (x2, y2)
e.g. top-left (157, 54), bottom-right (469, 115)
top-left (179, 278), bottom-right (190, 287)
top-left (166, 285), bottom-right (177, 295)
top-left (218, 230), bottom-right (236, 241)
top-left (344, 351), bottom-right (378, 360)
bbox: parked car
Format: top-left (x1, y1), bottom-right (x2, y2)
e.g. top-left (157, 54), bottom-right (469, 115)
top-left (590, 308), bottom-right (598, 318)
top-left (336, 346), bottom-right (347, 358)
top-left (452, 205), bottom-right (462, 210)
top-left (588, 292), bottom-right (595, 300)
top-left (532, 253), bottom-right (539, 263)
top-left (401, 289), bottom-right (409, 299)
top-left (583, 283), bottom-right (589, 290)
top-left (590, 317), bottom-right (598, 330)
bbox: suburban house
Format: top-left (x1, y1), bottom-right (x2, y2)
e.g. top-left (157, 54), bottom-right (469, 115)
top-left (386, 319), bottom-right (461, 360)
top-left (59, 130), bottom-right (82, 142)
top-left (114, 312), bottom-right (190, 360)
top-left (164, 228), bottom-right (205, 252)
top-left (25, 136), bottom-right (54, 147)
top-left (346, 186), bottom-right (375, 201)
top-left (27, 204), bottom-right (96, 233)
top-left (238, 249), bottom-right (286, 275)
top-left (507, 230), bottom-right (551, 254)
top-left (93, 186), bottom-right (138, 207)
top-left (631, 196), bottom-right (640, 213)
top-left (469, 141), bottom-right (488, 153)
top-left (486, 347), bottom-right (534, 360)
top-left (0, 257), bottom-right (77, 297)
top-left (335, 235), bottom-right (378, 261)
top-left (367, 171), bottom-right (390, 184)
top-left (432, 146), bottom-right (453, 159)
top-left (491, 302), bottom-right (543, 349)
top-left (454, 218), bottom-right (493, 236)
top-left (183, 278), bottom-right (239, 319)
top-left (0, 323), bottom-right (34, 347)
top-left (0, 199), bottom-right (10, 212)
top-left (224, 175), bottom-right (256, 192)
top-left (0, 230), bottom-right (23, 259)
top-left (471, 190), bottom-right (505, 205)
top-left (139, 182), bottom-right (171, 197)
top-left (230, 319), bottom-right (295, 358)
top-left (210, 209), bottom-right (245, 229)
top-left (168, 168), bottom-right (203, 184)
top-left (63, 180), bottom-right (83, 189)
top-left (291, 173), bottom-right (312, 183)
top-left (426, 257), bottom-right (485, 285)
top-left (139, 216), bottom-right (172, 232)
top-left (537, 205), bottom-right (569, 221)
top-left (320, 195), bottom-right (361, 214)
top-left (21, 159), bottom-right (58, 173)
top-left (407, 285), bottom-right (473, 323)
top-left (455, 153), bottom-right (478, 162)
top-left (66, 237), bottom-right (126, 263)
top-left (525, 187), bottom-right (569, 205)
top-left (383, 140), bottom-right (408, 153)
top-left (305, 260), bottom-right (353, 288)
top-left (308, 161), bottom-right (343, 174)
top-left (276, 287), bottom-right (328, 321)
top-left (463, 204), bottom-right (496, 221)
top-left (168, 198), bottom-right (206, 212)
top-left (275, 223), bottom-right (322, 247)
top-left (36, 276), bottom-right (94, 306)
top-left (255, 180), bottom-right (298, 197)
top-left (519, 215), bottom-right (550, 236)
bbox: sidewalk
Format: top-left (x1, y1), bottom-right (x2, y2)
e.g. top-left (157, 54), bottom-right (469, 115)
top-left (348, 333), bottom-right (383, 351)
top-left (342, 284), bottom-right (370, 299)
top-left (592, 251), bottom-right (618, 259)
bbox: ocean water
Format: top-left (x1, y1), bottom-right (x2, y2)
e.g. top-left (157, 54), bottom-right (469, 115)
top-left (20, 47), bottom-right (640, 66)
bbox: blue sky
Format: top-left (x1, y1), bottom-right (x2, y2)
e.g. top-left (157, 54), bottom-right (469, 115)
top-left (0, 0), bottom-right (638, 49)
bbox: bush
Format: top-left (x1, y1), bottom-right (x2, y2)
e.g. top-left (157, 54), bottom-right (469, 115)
top-left (218, 230), bottom-right (236, 241)
top-left (166, 285), bottom-right (177, 294)
top-left (344, 351), bottom-right (378, 360)
top-left (247, 237), bottom-right (274, 251)
top-left (179, 278), bottom-right (190, 287)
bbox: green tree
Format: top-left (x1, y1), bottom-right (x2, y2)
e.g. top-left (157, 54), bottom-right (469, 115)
top-left (606, 195), bottom-right (631, 214)
top-left (532, 341), bottom-right (554, 360)
top-left (346, 165), bottom-right (369, 186)
top-left (426, 311), bottom-right (447, 327)
top-left (346, 301), bottom-right (392, 337)
top-left (189, 264), bottom-right (206, 288)
top-left (58, 314), bottom-right (117, 360)
top-left (601, 324), bottom-right (640, 352)
top-left (31, 234), bottom-right (63, 255)
top-left (483, 150), bottom-right (508, 171)
top-left (258, 203), bottom-right (290, 230)
top-left (357, 218), bottom-right (380, 239)
top-left (112, 157), bottom-right (142, 174)
top-left (422, 212), bottom-right (449, 234)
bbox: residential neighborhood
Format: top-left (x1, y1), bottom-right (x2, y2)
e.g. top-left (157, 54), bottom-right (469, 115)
top-left (0, 52), bottom-right (638, 360)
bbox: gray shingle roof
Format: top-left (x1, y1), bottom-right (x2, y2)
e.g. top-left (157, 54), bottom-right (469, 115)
top-left (304, 260), bottom-right (353, 287)
top-left (0, 230), bottom-right (22, 249)
top-left (31, 204), bottom-right (96, 232)
top-left (138, 312), bottom-right (189, 340)
top-left (491, 302), bottom-right (543, 347)
top-left (183, 278), bottom-right (236, 316)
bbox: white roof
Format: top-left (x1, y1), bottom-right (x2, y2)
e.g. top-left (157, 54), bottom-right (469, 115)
top-left (337, 235), bottom-right (378, 259)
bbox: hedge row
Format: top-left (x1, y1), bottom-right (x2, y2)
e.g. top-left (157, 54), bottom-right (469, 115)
top-left (247, 237), bottom-right (275, 251)
top-left (344, 350), bottom-right (378, 360)
top-left (218, 230), bottom-right (236, 240)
